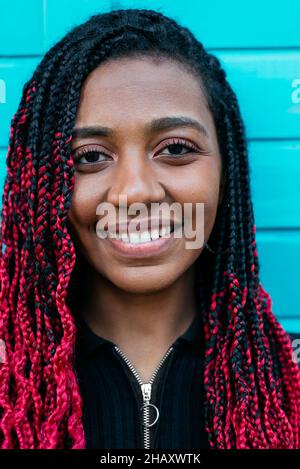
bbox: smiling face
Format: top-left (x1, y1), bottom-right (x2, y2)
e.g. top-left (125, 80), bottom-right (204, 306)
top-left (67, 56), bottom-right (223, 293)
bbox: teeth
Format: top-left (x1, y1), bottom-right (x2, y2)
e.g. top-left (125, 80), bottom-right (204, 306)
top-left (140, 231), bottom-right (151, 242)
top-left (108, 227), bottom-right (174, 243)
top-left (150, 229), bottom-right (160, 240)
top-left (127, 231), bottom-right (152, 244)
top-left (159, 226), bottom-right (171, 237)
top-left (129, 232), bottom-right (140, 244)
top-left (121, 232), bottom-right (130, 243)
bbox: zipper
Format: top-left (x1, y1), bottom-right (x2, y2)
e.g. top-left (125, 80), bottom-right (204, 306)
top-left (113, 344), bottom-right (174, 449)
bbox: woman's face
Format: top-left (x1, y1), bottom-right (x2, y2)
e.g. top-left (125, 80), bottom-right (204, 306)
top-left (68, 56), bottom-right (223, 293)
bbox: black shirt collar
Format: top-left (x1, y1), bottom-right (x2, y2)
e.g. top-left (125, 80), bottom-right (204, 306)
top-left (74, 310), bottom-right (203, 369)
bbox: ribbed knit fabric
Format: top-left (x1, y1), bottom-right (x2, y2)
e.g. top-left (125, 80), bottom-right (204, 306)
top-left (74, 310), bottom-right (210, 449)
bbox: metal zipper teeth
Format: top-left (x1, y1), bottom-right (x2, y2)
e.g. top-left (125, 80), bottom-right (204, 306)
top-left (114, 344), bottom-right (174, 449)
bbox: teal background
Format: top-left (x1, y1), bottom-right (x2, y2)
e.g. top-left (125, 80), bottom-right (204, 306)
top-left (0, 0), bottom-right (299, 331)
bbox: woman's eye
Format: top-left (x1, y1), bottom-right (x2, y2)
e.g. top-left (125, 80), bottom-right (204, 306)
top-left (73, 149), bottom-right (111, 165)
top-left (158, 139), bottom-right (200, 157)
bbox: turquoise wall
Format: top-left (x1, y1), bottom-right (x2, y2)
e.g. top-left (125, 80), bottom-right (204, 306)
top-left (0, 0), bottom-right (299, 331)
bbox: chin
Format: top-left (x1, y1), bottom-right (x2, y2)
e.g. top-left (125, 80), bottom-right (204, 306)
top-left (108, 270), bottom-right (176, 294)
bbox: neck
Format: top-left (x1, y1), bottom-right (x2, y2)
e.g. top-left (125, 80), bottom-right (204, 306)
top-left (77, 263), bottom-right (197, 353)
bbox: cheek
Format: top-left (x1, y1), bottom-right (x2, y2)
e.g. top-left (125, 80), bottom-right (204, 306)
top-left (68, 177), bottom-right (102, 227)
top-left (171, 161), bottom-right (221, 209)
top-left (170, 161), bottom-right (221, 243)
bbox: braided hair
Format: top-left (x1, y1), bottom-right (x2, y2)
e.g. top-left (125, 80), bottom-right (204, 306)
top-left (0, 8), bottom-right (299, 449)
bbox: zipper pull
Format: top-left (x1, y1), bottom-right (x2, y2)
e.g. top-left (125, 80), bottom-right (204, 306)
top-left (141, 383), bottom-right (152, 403)
top-left (140, 383), bottom-right (159, 428)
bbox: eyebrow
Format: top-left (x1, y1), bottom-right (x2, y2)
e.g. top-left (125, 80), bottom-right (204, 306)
top-left (72, 116), bottom-right (209, 140)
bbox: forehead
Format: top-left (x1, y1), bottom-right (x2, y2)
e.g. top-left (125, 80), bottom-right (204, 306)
top-left (75, 57), bottom-right (214, 131)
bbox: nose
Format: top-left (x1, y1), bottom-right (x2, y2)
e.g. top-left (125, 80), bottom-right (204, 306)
top-left (106, 150), bottom-right (165, 208)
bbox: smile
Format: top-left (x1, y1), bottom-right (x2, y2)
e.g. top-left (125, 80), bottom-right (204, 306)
top-left (98, 224), bottom-right (182, 258)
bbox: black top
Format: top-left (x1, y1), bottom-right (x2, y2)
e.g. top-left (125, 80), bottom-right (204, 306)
top-left (74, 310), bottom-right (210, 449)
top-left (74, 313), bottom-right (300, 450)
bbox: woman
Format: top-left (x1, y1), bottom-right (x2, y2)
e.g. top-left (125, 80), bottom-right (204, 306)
top-left (0, 8), bottom-right (299, 449)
